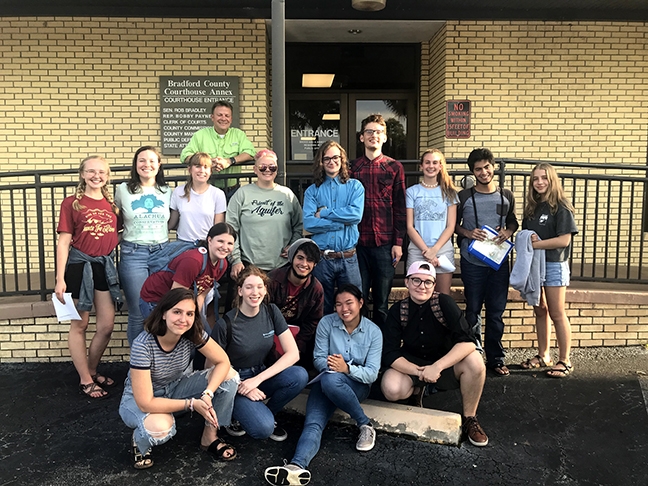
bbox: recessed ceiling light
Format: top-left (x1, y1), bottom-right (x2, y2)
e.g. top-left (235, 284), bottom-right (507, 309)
top-left (348, 29), bottom-right (362, 35)
top-left (302, 74), bottom-right (335, 88)
top-left (352, 0), bottom-right (386, 11)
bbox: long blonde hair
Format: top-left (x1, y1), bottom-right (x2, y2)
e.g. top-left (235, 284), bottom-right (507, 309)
top-left (524, 163), bottom-right (575, 218)
top-left (419, 148), bottom-right (457, 203)
top-left (72, 155), bottom-right (118, 214)
top-left (183, 152), bottom-right (212, 201)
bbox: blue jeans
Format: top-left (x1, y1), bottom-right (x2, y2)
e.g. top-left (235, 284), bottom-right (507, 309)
top-left (312, 253), bottom-right (362, 315)
top-left (233, 365), bottom-right (308, 439)
top-left (291, 373), bottom-right (371, 469)
top-left (460, 256), bottom-right (509, 367)
top-left (119, 369), bottom-right (239, 455)
top-left (119, 240), bottom-right (168, 345)
top-left (356, 245), bottom-right (395, 328)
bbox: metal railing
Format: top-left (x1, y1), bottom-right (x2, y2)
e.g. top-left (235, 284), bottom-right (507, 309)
top-left (0, 158), bottom-right (646, 300)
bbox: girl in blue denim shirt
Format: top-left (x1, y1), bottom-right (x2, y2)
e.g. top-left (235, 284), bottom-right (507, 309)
top-left (264, 284), bottom-right (383, 486)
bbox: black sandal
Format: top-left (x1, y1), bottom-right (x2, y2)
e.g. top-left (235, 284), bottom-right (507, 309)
top-left (79, 382), bottom-right (107, 399)
top-left (132, 436), bottom-right (154, 469)
top-left (201, 437), bottom-right (237, 461)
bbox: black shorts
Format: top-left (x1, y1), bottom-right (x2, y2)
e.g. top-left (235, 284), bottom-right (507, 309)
top-left (64, 262), bottom-right (109, 299)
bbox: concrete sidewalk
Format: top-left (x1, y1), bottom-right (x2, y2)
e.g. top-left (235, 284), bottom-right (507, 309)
top-left (1, 346), bottom-right (647, 486)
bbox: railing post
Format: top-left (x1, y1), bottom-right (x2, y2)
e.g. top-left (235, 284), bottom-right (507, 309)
top-left (499, 159), bottom-right (507, 188)
top-left (34, 173), bottom-right (48, 301)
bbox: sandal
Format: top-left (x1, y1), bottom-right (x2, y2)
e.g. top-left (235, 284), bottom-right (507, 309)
top-left (520, 354), bottom-right (553, 370)
top-left (489, 363), bottom-right (510, 376)
top-left (92, 373), bottom-right (115, 388)
top-left (132, 435), bottom-right (154, 469)
top-left (79, 382), bottom-right (107, 399)
top-left (547, 361), bottom-right (573, 378)
top-left (201, 437), bottom-right (237, 461)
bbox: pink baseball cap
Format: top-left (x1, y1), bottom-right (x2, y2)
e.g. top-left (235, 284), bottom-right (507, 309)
top-left (406, 260), bottom-right (436, 279)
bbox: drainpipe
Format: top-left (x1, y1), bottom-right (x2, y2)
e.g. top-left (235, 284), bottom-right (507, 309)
top-left (272, 0), bottom-right (286, 184)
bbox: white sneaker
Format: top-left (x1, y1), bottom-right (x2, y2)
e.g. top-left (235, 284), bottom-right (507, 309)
top-left (269, 422), bottom-right (288, 442)
top-left (225, 421), bottom-right (246, 437)
top-left (356, 423), bottom-right (376, 451)
top-left (264, 462), bottom-right (311, 485)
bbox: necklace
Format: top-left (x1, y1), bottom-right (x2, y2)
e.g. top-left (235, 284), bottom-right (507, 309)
top-left (421, 180), bottom-right (439, 189)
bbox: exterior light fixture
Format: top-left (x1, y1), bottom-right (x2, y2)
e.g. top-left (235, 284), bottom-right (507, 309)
top-left (352, 0), bottom-right (386, 11)
top-left (348, 29), bottom-right (362, 35)
top-left (302, 74), bottom-right (335, 88)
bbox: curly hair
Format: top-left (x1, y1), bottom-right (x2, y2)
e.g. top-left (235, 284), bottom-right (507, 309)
top-left (524, 163), bottom-right (575, 219)
top-left (126, 146), bottom-right (167, 194)
top-left (232, 265), bottom-right (270, 311)
top-left (312, 140), bottom-right (349, 187)
top-left (419, 148), bottom-right (457, 203)
top-left (72, 155), bottom-right (118, 215)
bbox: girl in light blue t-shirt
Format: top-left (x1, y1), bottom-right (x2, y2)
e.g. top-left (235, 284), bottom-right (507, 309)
top-left (406, 149), bottom-right (459, 295)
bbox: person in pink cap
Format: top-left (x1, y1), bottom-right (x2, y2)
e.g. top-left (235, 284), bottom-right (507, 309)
top-left (380, 260), bottom-right (489, 447)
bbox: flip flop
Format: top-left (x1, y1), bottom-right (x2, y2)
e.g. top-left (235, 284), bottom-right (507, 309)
top-left (489, 363), bottom-right (510, 376)
top-left (547, 361), bottom-right (573, 378)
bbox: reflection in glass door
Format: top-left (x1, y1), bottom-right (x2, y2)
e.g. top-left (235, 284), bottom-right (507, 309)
top-left (288, 98), bottom-right (344, 161)
top-left (352, 95), bottom-right (416, 160)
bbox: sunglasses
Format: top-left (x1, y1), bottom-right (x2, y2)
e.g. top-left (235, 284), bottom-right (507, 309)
top-left (258, 165), bottom-right (278, 173)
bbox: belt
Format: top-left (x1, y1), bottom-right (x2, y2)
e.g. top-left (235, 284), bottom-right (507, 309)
top-left (322, 248), bottom-right (356, 260)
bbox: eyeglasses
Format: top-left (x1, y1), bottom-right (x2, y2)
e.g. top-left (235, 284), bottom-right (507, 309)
top-left (363, 129), bottom-right (385, 136)
top-left (409, 277), bottom-right (436, 288)
top-left (84, 169), bottom-right (108, 176)
top-left (322, 155), bottom-right (341, 164)
top-left (258, 165), bottom-right (278, 173)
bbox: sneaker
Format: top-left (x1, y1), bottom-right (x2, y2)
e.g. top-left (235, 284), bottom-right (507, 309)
top-left (356, 423), bottom-right (376, 451)
top-left (264, 461), bottom-right (311, 485)
top-left (225, 421), bottom-right (246, 437)
top-left (269, 423), bottom-right (288, 442)
top-left (463, 416), bottom-right (489, 446)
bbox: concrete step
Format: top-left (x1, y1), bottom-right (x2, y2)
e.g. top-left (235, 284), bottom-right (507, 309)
top-left (285, 389), bottom-right (462, 446)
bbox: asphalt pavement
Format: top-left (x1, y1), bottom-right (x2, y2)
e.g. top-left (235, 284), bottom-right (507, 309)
top-left (1, 346), bottom-right (647, 486)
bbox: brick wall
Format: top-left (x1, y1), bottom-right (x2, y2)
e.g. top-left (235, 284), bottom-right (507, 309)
top-left (0, 17), bottom-right (270, 172)
top-left (1, 288), bottom-right (646, 363)
top-left (438, 20), bottom-right (648, 164)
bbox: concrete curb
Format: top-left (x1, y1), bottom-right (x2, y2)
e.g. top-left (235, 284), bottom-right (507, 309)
top-left (285, 389), bottom-right (462, 446)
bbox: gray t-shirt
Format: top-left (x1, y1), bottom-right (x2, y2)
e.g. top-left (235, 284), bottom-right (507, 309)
top-left (212, 303), bottom-right (288, 370)
top-left (523, 202), bottom-right (578, 262)
top-left (459, 188), bottom-right (515, 267)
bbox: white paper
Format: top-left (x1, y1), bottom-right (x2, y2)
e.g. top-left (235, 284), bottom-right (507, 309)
top-left (307, 370), bottom-right (336, 386)
top-left (51, 293), bottom-right (81, 322)
top-left (436, 254), bottom-right (456, 273)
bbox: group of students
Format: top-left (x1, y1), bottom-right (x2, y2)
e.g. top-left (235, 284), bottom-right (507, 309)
top-left (53, 111), bottom-right (577, 483)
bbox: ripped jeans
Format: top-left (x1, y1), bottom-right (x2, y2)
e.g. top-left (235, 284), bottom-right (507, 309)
top-left (119, 367), bottom-right (239, 455)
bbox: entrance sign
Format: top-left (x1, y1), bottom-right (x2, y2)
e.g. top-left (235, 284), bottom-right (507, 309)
top-left (445, 100), bottom-right (471, 139)
top-left (160, 76), bottom-right (240, 156)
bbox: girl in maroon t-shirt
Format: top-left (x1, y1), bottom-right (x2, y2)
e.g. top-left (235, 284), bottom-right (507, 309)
top-left (55, 155), bottom-right (119, 399)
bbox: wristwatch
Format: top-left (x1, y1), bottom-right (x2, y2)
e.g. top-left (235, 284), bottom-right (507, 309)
top-left (229, 157), bottom-right (236, 166)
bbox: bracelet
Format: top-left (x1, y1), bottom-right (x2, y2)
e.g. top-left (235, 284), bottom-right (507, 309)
top-left (184, 398), bottom-right (189, 411)
top-left (229, 157), bottom-right (236, 166)
top-left (201, 389), bottom-right (214, 399)
top-left (189, 397), bottom-right (195, 416)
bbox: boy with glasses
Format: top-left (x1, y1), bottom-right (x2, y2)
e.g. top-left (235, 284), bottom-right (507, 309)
top-left (304, 141), bottom-right (365, 314)
top-left (349, 114), bottom-right (406, 327)
top-left (380, 261), bottom-right (489, 447)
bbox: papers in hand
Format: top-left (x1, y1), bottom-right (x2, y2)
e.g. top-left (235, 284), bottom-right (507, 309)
top-left (467, 225), bottom-right (513, 270)
top-left (51, 293), bottom-right (81, 322)
top-left (307, 370), bottom-right (336, 386)
top-left (436, 254), bottom-right (456, 273)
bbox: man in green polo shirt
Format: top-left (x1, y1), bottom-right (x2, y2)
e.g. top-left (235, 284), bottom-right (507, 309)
top-left (180, 100), bottom-right (255, 194)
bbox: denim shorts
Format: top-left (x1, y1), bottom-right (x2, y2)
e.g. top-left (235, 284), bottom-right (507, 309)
top-left (545, 261), bottom-right (570, 287)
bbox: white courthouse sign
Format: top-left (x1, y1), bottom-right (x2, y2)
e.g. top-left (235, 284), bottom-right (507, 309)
top-left (160, 76), bottom-right (240, 156)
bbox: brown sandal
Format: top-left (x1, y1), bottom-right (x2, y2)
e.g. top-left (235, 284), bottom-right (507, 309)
top-left (520, 354), bottom-right (553, 370)
top-left (92, 373), bottom-right (115, 388)
top-left (79, 382), bottom-right (107, 399)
